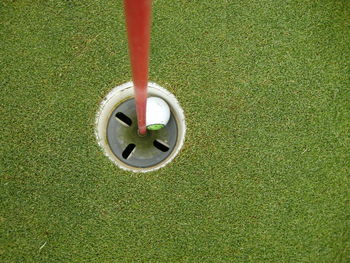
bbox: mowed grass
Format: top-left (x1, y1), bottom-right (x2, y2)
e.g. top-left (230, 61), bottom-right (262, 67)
top-left (1, 0), bottom-right (349, 262)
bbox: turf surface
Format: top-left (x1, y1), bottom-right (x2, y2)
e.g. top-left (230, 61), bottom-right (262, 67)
top-left (1, 0), bottom-right (349, 262)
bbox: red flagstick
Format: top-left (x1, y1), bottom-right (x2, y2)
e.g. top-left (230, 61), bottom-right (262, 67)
top-left (124, 0), bottom-right (152, 135)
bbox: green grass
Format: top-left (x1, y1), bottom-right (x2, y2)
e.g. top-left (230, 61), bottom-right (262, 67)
top-left (1, 0), bottom-right (349, 262)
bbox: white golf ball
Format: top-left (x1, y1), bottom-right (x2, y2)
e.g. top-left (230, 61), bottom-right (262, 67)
top-left (146, 97), bottom-right (170, 130)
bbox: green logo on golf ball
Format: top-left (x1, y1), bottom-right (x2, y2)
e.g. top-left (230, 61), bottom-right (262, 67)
top-left (147, 124), bottom-right (165, 131)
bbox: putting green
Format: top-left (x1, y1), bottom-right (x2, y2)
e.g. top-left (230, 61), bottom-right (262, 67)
top-left (1, 0), bottom-right (349, 262)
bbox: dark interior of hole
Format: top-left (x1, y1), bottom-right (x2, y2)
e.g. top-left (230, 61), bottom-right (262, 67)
top-left (122, 143), bottom-right (136, 159)
top-left (115, 112), bottom-right (132, 126)
top-left (153, 140), bottom-right (170, 152)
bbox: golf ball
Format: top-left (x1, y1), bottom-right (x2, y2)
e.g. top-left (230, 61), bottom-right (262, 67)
top-left (146, 97), bottom-right (170, 130)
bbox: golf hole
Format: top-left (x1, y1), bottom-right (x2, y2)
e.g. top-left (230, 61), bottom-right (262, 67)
top-left (95, 82), bottom-right (186, 173)
top-left (122, 143), bottom-right (136, 159)
top-left (153, 140), bottom-right (169, 152)
top-left (115, 112), bottom-right (132, 127)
